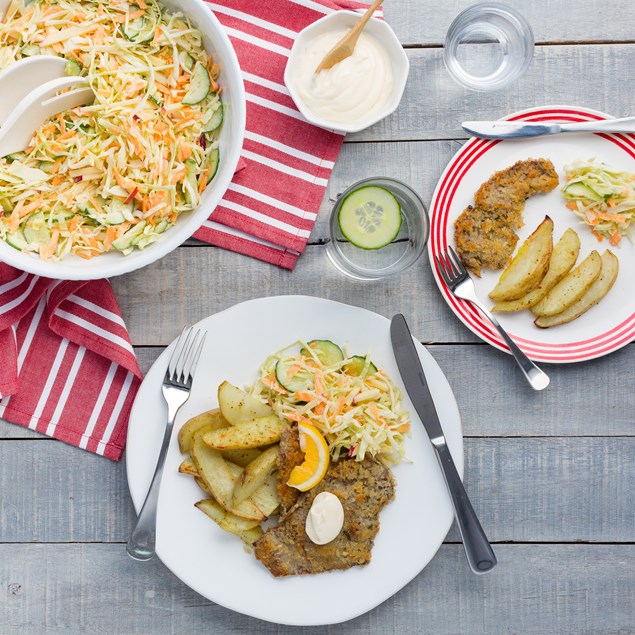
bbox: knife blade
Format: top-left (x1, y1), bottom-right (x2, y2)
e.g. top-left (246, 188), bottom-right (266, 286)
top-left (390, 313), bottom-right (497, 574)
top-left (462, 116), bottom-right (635, 139)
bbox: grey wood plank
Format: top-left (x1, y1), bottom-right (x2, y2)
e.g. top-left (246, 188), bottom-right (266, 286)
top-left (384, 0), bottom-right (635, 46)
top-left (1, 543), bottom-right (633, 634)
top-left (1, 437), bottom-right (632, 542)
top-left (350, 45), bottom-right (635, 142)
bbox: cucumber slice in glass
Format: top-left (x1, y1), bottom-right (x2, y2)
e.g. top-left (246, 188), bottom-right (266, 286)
top-left (338, 185), bottom-right (401, 250)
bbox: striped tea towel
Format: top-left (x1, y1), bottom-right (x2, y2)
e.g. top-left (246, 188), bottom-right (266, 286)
top-left (194, 0), bottom-right (382, 269)
top-left (0, 265), bottom-right (141, 461)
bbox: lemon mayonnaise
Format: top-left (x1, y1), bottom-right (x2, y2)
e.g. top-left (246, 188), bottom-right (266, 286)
top-left (292, 28), bottom-right (394, 125)
top-left (305, 492), bottom-right (345, 545)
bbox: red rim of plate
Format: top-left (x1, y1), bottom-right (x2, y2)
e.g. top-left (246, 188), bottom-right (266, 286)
top-left (428, 105), bottom-right (635, 363)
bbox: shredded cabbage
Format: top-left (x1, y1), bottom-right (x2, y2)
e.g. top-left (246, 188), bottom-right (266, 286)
top-left (251, 341), bottom-right (411, 465)
top-left (0, 0), bottom-right (222, 259)
top-left (563, 158), bottom-right (635, 246)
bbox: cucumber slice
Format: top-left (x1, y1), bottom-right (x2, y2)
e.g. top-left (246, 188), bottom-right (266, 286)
top-left (5, 152), bottom-right (26, 163)
top-left (5, 230), bottom-right (29, 251)
top-left (148, 93), bottom-right (163, 108)
top-left (182, 62), bottom-right (210, 105)
top-left (64, 59), bottom-right (82, 76)
top-left (122, 5), bottom-right (159, 43)
top-left (111, 220), bottom-right (147, 251)
top-left (343, 355), bottom-right (378, 377)
top-left (338, 185), bottom-right (402, 250)
top-left (564, 182), bottom-right (604, 203)
top-left (21, 44), bottom-right (41, 57)
top-left (183, 158), bottom-right (198, 204)
top-left (206, 147), bottom-right (219, 184)
top-left (202, 104), bottom-right (224, 133)
top-left (179, 51), bottom-right (195, 71)
top-left (77, 197), bottom-right (132, 225)
top-left (23, 212), bottom-right (50, 245)
top-left (301, 340), bottom-right (344, 366)
top-left (275, 359), bottom-right (313, 394)
top-left (38, 161), bottom-right (56, 173)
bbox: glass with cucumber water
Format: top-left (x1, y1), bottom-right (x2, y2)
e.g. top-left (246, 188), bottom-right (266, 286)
top-left (326, 177), bottom-right (429, 280)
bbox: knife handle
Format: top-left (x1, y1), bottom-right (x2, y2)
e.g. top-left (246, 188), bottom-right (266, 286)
top-left (561, 116), bottom-right (635, 133)
top-left (434, 442), bottom-right (497, 575)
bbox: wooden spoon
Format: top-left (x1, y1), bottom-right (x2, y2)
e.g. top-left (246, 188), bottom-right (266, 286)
top-left (315, 0), bottom-right (383, 74)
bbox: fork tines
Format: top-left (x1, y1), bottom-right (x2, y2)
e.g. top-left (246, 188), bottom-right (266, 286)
top-left (435, 246), bottom-right (468, 288)
top-left (167, 327), bottom-right (206, 387)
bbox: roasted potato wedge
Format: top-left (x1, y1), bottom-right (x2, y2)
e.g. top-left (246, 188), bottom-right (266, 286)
top-left (203, 415), bottom-right (286, 450)
top-left (220, 447), bottom-right (264, 467)
top-left (224, 459), bottom-right (279, 516)
top-left (488, 216), bottom-right (554, 302)
top-left (178, 408), bottom-right (228, 454)
top-left (492, 228), bottom-right (581, 312)
top-left (535, 250), bottom-right (618, 327)
top-left (195, 499), bottom-right (262, 532)
top-left (249, 473), bottom-right (280, 517)
top-left (532, 250), bottom-right (602, 317)
top-left (194, 476), bottom-right (212, 496)
top-left (237, 526), bottom-right (264, 546)
top-left (232, 445), bottom-right (279, 506)
top-left (178, 456), bottom-right (198, 476)
top-left (191, 435), bottom-right (264, 521)
top-left (218, 381), bottom-right (273, 425)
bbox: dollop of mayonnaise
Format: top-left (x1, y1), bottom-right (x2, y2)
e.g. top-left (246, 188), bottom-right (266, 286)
top-left (292, 28), bottom-right (394, 125)
top-left (305, 492), bottom-right (345, 545)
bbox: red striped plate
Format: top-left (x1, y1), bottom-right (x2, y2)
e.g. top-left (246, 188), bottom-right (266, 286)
top-left (428, 106), bottom-right (635, 363)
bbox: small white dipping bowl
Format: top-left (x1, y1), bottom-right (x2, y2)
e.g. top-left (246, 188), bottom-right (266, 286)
top-left (284, 11), bottom-right (409, 134)
top-left (0, 0), bottom-right (246, 280)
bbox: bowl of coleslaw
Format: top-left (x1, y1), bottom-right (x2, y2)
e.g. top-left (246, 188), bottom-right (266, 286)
top-left (0, 0), bottom-right (245, 279)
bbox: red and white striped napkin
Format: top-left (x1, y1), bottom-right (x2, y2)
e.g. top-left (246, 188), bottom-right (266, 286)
top-left (0, 0), bottom-right (381, 458)
top-left (0, 265), bottom-right (141, 460)
top-left (195, 0), bottom-right (381, 269)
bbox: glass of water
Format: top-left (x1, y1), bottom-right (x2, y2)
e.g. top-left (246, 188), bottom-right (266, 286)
top-left (443, 3), bottom-right (534, 91)
top-left (326, 177), bottom-right (429, 281)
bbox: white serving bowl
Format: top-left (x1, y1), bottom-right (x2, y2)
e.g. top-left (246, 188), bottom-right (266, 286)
top-left (284, 11), bottom-right (409, 134)
top-left (0, 0), bottom-right (245, 280)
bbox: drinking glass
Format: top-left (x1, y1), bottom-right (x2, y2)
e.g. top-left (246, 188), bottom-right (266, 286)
top-left (443, 3), bottom-right (534, 91)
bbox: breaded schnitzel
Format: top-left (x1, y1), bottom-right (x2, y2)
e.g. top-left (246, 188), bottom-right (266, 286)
top-left (454, 158), bottom-right (559, 276)
top-left (254, 458), bottom-right (395, 577)
top-left (276, 425), bottom-right (303, 514)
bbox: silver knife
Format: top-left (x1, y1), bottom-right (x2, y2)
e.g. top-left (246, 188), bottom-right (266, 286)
top-left (390, 313), bottom-right (497, 575)
top-left (462, 116), bottom-right (635, 139)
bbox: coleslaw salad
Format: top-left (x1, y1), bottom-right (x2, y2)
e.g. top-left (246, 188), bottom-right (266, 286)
top-left (251, 340), bottom-right (411, 465)
top-left (0, 0), bottom-right (223, 260)
top-left (563, 158), bottom-right (635, 246)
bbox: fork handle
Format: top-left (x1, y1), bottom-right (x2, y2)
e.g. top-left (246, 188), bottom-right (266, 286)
top-left (470, 298), bottom-right (550, 391)
top-left (126, 403), bottom-right (178, 561)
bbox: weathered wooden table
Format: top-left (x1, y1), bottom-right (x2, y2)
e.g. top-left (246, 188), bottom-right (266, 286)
top-left (2, 2), bottom-right (634, 633)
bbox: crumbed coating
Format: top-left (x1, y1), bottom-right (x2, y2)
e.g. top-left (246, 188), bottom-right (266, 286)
top-left (254, 458), bottom-right (395, 577)
top-left (276, 425), bottom-right (303, 514)
top-left (454, 158), bottom-right (559, 275)
top-left (454, 206), bottom-right (520, 277)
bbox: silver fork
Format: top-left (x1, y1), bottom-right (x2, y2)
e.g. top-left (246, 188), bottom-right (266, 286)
top-left (127, 327), bottom-right (207, 561)
top-left (435, 246), bottom-right (550, 391)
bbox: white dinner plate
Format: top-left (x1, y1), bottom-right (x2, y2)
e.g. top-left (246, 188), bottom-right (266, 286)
top-left (429, 105), bottom-right (635, 363)
top-left (126, 296), bottom-right (463, 626)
